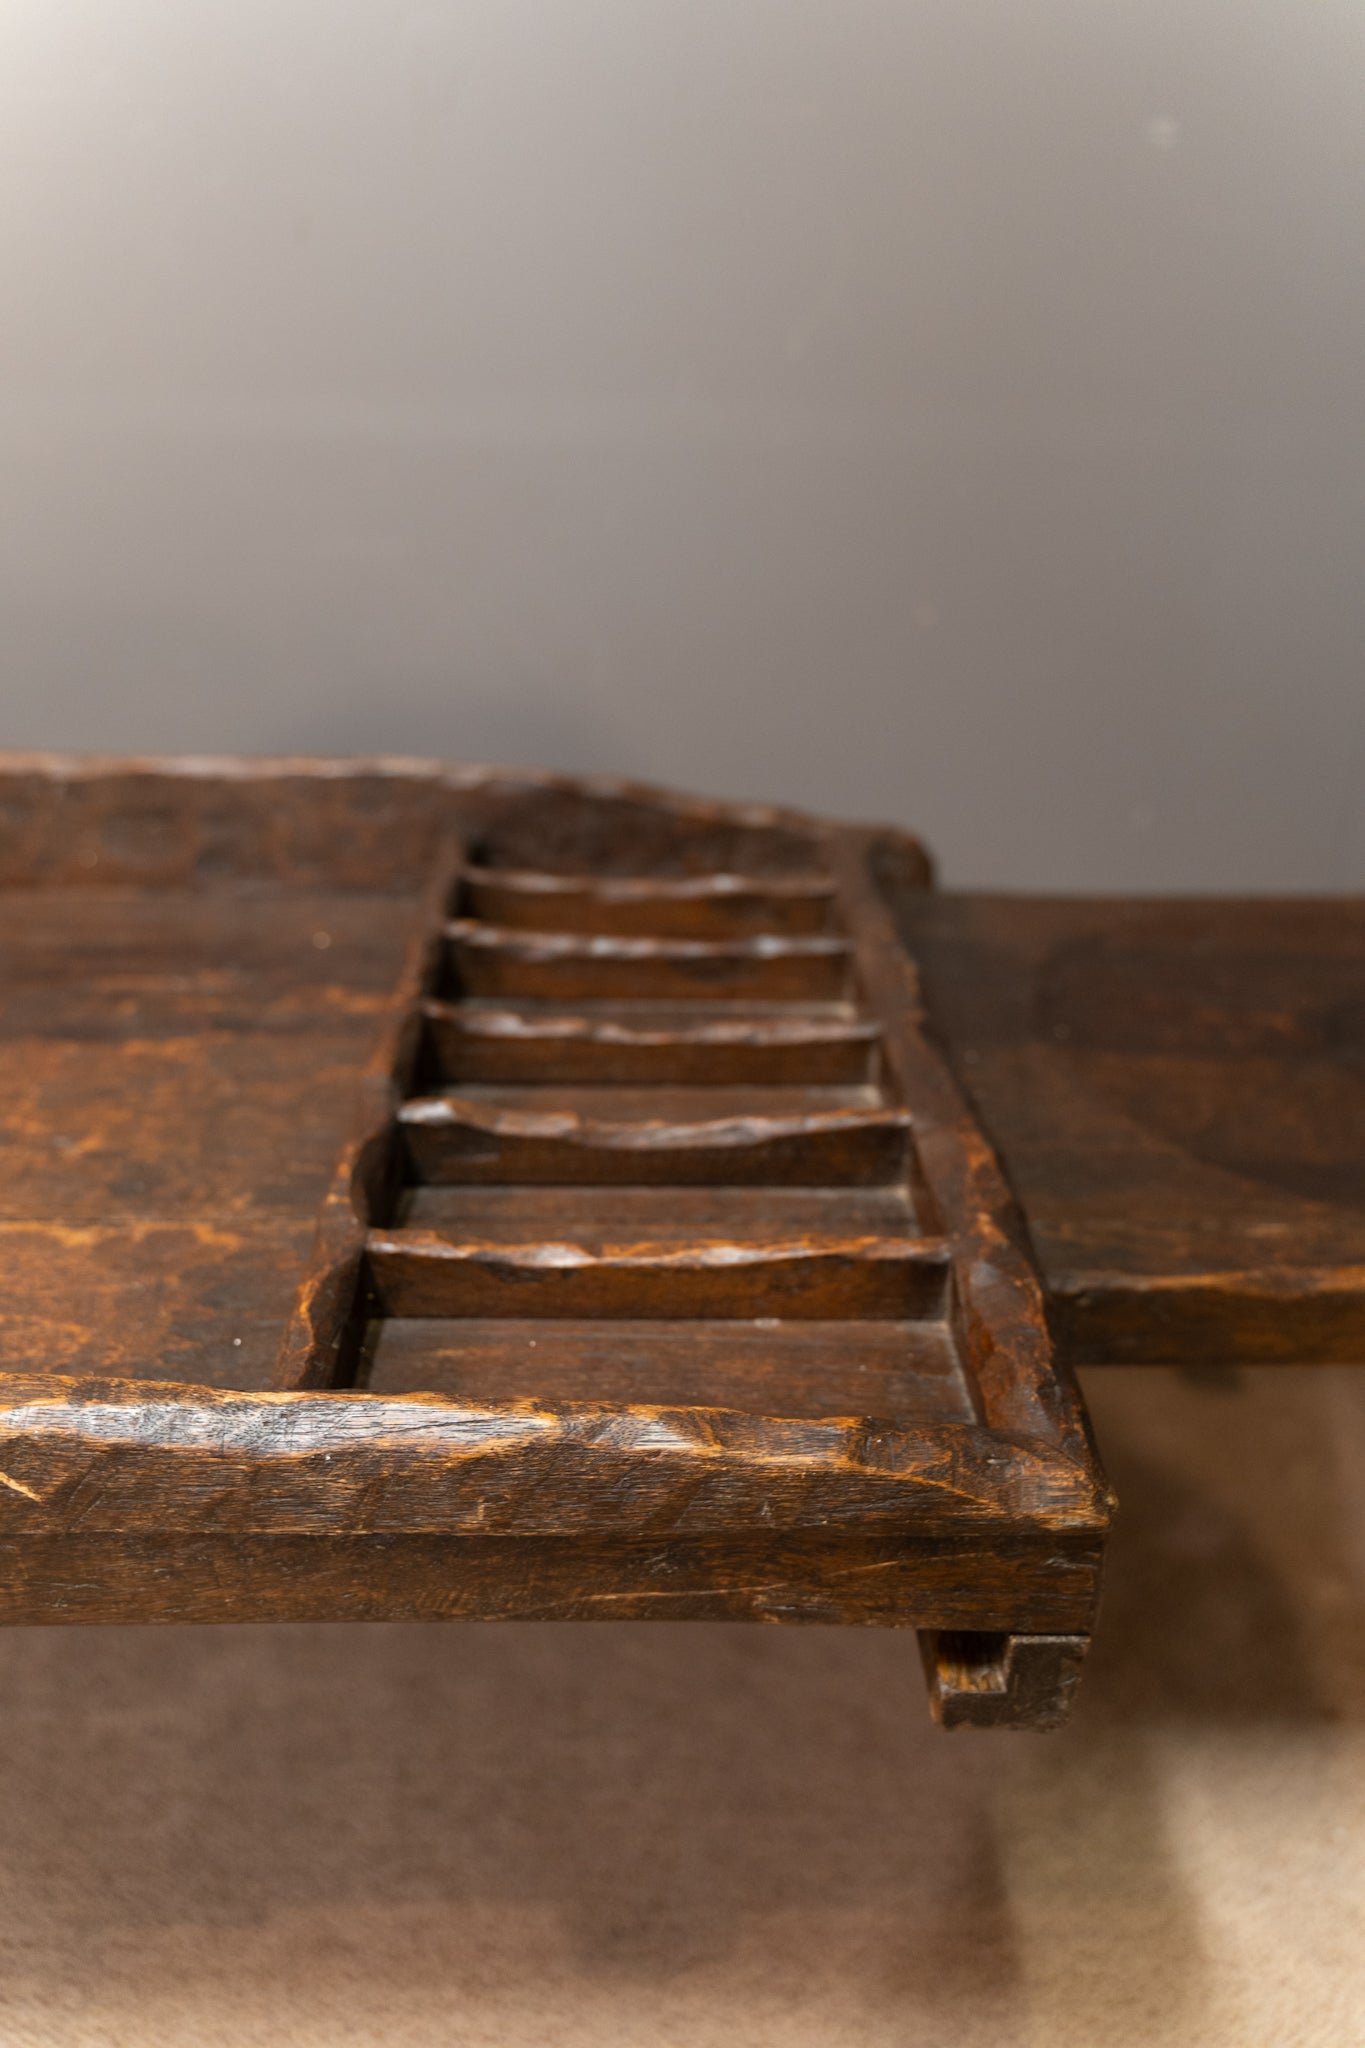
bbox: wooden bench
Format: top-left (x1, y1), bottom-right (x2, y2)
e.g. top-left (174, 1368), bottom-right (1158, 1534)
top-left (2, 756), bottom-right (1353, 1728)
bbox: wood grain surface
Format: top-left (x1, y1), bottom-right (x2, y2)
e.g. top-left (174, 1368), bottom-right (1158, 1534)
top-left (0, 880), bottom-right (420, 1386)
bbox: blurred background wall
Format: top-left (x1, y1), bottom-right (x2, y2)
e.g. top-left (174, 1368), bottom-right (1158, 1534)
top-left (2, 0), bottom-right (1362, 888)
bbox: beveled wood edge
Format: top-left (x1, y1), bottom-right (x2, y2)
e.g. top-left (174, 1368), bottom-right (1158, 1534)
top-left (1053, 1264), bottom-right (1365, 1366)
top-left (422, 1002), bottom-right (880, 1050)
top-left (271, 831), bottom-right (467, 1390)
top-left (444, 918), bottom-right (849, 961)
top-left (823, 828), bottom-right (1108, 1484)
top-left (0, 751), bottom-right (935, 882)
top-left (462, 864), bottom-right (838, 900)
top-left (0, 1373), bottom-right (1113, 1538)
top-left (366, 1227), bottom-right (949, 1264)
top-left (398, 1094), bottom-right (911, 1145)
top-left (398, 1098), bottom-right (911, 1188)
top-left (364, 1228), bottom-right (952, 1319)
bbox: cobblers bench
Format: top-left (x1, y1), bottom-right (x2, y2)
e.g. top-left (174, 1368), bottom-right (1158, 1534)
top-left (0, 757), bottom-right (1357, 1728)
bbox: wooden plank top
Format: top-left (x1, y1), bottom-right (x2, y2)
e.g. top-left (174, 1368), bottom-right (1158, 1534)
top-left (0, 880), bottom-right (423, 1386)
top-left (893, 892), bottom-right (1365, 1366)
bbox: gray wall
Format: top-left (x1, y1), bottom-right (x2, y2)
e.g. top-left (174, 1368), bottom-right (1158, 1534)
top-left (3, 0), bottom-right (1363, 889)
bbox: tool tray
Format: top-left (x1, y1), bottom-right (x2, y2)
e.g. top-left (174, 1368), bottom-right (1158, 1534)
top-left (0, 757), bottom-right (1111, 1729)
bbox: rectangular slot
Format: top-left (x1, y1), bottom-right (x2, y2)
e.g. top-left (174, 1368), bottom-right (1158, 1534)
top-left (432, 1082), bottom-right (880, 1117)
top-left (443, 921), bottom-right (851, 1002)
top-left (360, 1316), bottom-right (975, 1423)
top-left (397, 1182), bottom-right (923, 1243)
top-left (461, 866), bottom-right (837, 937)
top-left (365, 1230), bottom-right (951, 1319)
top-left (423, 1000), bottom-right (880, 1085)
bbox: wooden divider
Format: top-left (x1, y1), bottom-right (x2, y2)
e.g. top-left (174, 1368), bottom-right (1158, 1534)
top-left (397, 1094), bottom-right (910, 1186)
top-left (444, 920), bottom-right (853, 1002)
top-left (365, 1231), bottom-right (951, 1319)
top-left (461, 865), bottom-right (836, 937)
top-left (421, 1000), bottom-right (881, 1086)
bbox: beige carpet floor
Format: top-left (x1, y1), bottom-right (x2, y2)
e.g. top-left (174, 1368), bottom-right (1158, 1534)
top-left (0, 1365), bottom-right (1361, 2047)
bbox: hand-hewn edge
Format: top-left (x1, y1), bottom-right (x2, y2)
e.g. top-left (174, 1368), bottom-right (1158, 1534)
top-left (823, 828), bottom-right (1109, 1488)
top-left (465, 865), bottom-right (838, 900)
top-left (271, 832), bottom-right (467, 1389)
top-left (400, 1093), bottom-right (910, 1147)
top-left (0, 751), bottom-right (935, 881)
top-left (0, 1375), bottom-right (1113, 1540)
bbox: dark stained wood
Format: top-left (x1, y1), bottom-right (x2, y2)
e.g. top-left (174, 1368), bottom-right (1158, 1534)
top-left (398, 1093), bottom-right (912, 1186)
top-left (0, 880), bottom-right (421, 1387)
top-left (6, 752), bottom-right (1359, 1728)
top-left (462, 866), bottom-right (837, 936)
top-left (0, 1219), bottom-right (314, 1387)
top-left (364, 1229), bottom-right (951, 1319)
top-left (0, 1530), bottom-right (1092, 1630)
top-left (423, 999), bottom-right (880, 1085)
top-left (918, 1630), bottom-right (1091, 1730)
top-left (889, 891), bottom-right (1365, 1365)
top-left (438, 1081), bottom-right (882, 1116)
top-left (823, 834), bottom-right (1093, 1456)
top-left (397, 1183), bottom-right (924, 1240)
top-left (0, 753), bottom-right (1110, 1729)
top-left (444, 920), bottom-right (853, 1002)
top-left (0, 1373), bottom-right (1102, 1542)
top-left (0, 759), bottom-right (454, 890)
top-left (468, 784), bottom-right (847, 881)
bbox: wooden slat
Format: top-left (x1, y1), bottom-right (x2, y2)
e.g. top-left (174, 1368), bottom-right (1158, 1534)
top-left (398, 1183), bottom-right (922, 1243)
top-left (443, 920), bottom-right (851, 1001)
top-left (398, 1094), bottom-right (911, 1185)
top-left (0, 759), bottom-right (1111, 1703)
top-left (463, 868), bottom-right (835, 937)
top-left (364, 1229), bottom-right (951, 1319)
top-left (361, 1317), bottom-right (975, 1422)
top-left (445, 1082), bottom-right (880, 1117)
top-left (424, 999), bottom-right (880, 1085)
top-left (461, 866), bottom-right (837, 936)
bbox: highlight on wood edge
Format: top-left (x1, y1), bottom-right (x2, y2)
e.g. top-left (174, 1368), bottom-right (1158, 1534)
top-left (421, 1001), bottom-right (882, 1086)
top-left (460, 864), bottom-right (838, 936)
top-left (397, 1096), bottom-right (912, 1186)
top-left (363, 1229), bottom-right (953, 1319)
top-left (442, 919), bottom-right (855, 1001)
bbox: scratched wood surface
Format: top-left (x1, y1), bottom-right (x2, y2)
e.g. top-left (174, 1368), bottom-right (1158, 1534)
top-left (0, 881), bottom-right (422, 1385)
top-left (0, 757), bottom-right (1111, 1725)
